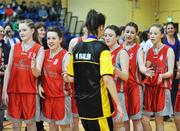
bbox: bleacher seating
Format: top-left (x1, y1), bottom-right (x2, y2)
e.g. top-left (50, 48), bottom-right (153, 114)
top-left (0, 1), bottom-right (86, 51)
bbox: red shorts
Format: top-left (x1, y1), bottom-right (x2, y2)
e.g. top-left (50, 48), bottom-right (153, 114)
top-left (71, 96), bottom-right (78, 114)
top-left (42, 97), bottom-right (65, 120)
top-left (8, 93), bottom-right (36, 120)
top-left (143, 85), bottom-right (165, 112)
top-left (175, 90), bottom-right (180, 112)
top-left (125, 82), bottom-right (141, 116)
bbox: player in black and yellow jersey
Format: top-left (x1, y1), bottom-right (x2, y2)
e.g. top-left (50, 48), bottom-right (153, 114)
top-left (64, 9), bottom-right (123, 131)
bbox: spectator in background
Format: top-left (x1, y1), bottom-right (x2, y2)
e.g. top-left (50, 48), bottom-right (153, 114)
top-left (35, 1), bottom-right (41, 8)
top-left (38, 4), bottom-right (48, 21)
top-left (139, 30), bottom-right (147, 44)
top-left (11, 21), bottom-right (20, 38)
top-left (34, 1), bottom-right (41, 18)
top-left (140, 30), bottom-right (153, 55)
top-left (4, 23), bottom-right (20, 47)
top-left (31, 21), bottom-right (47, 131)
top-left (28, 1), bottom-right (36, 20)
top-left (28, 1), bottom-right (35, 12)
top-left (3, 4), bottom-right (14, 26)
top-left (34, 22), bottom-right (48, 49)
top-left (118, 26), bottom-right (125, 44)
top-left (20, 0), bottom-right (28, 13)
top-left (11, 0), bottom-right (18, 11)
top-left (0, 2), bottom-right (5, 22)
top-left (49, 7), bottom-right (58, 22)
top-left (53, 0), bottom-right (62, 14)
top-left (0, 25), bottom-right (10, 131)
top-left (164, 22), bottom-right (180, 112)
top-left (15, 5), bottom-right (24, 20)
top-left (163, 24), bottom-right (167, 35)
top-left (5, 4), bottom-right (13, 17)
top-left (45, 2), bottom-right (51, 15)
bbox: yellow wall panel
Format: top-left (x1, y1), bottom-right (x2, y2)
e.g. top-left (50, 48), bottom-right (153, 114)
top-left (158, 0), bottom-right (180, 32)
top-left (159, 11), bottom-right (170, 24)
top-left (172, 11), bottom-right (180, 31)
top-left (68, 0), bottom-right (128, 27)
top-left (131, 0), bottom-right (154, 30)
top-left (68, 0), bottom-right (154, 31)
top-left (172, 11), bottom-right (180, 23)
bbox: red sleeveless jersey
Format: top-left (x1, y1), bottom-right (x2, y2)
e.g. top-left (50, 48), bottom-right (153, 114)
top-left (42, 49), bottom-right (67, 97)
top-left (127, 44), bottom-right (142, 85)
top-left (144, 45), bottom-right (172, 89)
top-left (7, 43), bottom-right (42, 93)
top-left (111, 45), bottom-right (126, 92)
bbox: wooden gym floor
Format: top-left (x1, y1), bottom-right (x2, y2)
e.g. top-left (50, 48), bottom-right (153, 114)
top-left (3, 120), bottom-right (177, 131)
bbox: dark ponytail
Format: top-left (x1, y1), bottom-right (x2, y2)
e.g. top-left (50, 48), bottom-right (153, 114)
top-left (85, 9), bottom-right (105, 36)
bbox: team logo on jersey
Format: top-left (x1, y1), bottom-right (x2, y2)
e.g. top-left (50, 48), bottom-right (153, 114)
top-left (159, 55), bottom-right (163, 61)
top-left (19, 59), bottom-right (26, 65)
top-left (44, 65), bottom-right (57, 77)
top-left (75, 53), bottom-right (91, 60)
top-left (14, 59), bottom-right (31, 70)
top-left (53, 59), bottom-right (59, 65)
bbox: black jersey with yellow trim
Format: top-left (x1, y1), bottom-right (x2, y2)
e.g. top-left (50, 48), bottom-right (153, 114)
top-left (72, 39), bottom-right (114, 119)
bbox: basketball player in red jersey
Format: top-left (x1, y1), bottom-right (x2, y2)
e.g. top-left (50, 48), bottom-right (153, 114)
top-left (123, 22), bottom-right (154, 131)
top-left (142, 24), bottom-right (175, 131)
top-left (104, 25), bottom-right (129, 131)
top-left (38, 27), bottom-right (72, 131)
top-left (2, 19), bottom-right (45, 131)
